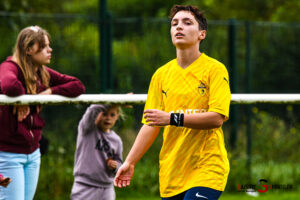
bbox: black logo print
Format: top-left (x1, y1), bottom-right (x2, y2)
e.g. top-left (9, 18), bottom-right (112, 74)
top-left (95, 138), bottom-right (113, 158)
top-left (162, 89), bottom-right (169, 97)
top-left (223, 77), bottom-right (229, 83)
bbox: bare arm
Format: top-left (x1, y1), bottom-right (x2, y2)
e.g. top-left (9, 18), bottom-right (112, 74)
top-left (144, 109), bottom-right (225, 129)
top-left (114, 125), bottom-right (160, 188)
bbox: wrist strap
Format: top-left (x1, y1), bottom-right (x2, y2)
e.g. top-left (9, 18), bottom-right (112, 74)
top-left (170, 113), bottom-right (184, 127)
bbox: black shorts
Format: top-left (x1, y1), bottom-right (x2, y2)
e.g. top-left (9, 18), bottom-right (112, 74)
top-left (161, 187), bottom-right (222, 200)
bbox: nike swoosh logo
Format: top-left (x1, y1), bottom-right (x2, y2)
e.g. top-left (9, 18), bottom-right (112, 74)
top-left (195, 192), bottom-right (208, 199)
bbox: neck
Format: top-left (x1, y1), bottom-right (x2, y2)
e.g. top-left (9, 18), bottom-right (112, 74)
top-left (176, 46), bottom-right (201, 69)
top-left (12, 54), bottom-right (18, 63)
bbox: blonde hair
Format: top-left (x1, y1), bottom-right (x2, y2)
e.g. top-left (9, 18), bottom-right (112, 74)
top-left (102, 104), bottom-right (125, 120)
top-left (13, 25), bottom-right (50, 94)
top-left (90, 104), bottom-right (125, 121)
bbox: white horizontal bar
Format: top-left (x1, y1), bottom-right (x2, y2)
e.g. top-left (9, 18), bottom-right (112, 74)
top-left (230, 94), bottom-right (300, 104)
top-left (0, 94), bottom-right (147, 105)
top-left (0, 94), bottom-right (300, 105)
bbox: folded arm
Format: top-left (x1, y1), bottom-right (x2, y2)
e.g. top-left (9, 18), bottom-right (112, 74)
top-left (47, 67), bottom-right (85, 97)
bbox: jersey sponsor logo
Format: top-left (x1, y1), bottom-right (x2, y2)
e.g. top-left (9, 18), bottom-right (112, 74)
top-left (170, 108), bottom-right (207, 114)
top-left (198, 82), bottom-right (206, 96)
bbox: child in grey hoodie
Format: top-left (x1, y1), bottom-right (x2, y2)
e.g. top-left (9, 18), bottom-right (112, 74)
top-left (71, 104), bottom-right (123, 200)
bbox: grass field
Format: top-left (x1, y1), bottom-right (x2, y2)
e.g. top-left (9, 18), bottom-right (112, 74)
top-left (118, 191), bottom-right (300, 200)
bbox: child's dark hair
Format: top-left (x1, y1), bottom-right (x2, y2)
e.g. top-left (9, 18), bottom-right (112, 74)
top-left (169, 5), bottom-right (207, 31)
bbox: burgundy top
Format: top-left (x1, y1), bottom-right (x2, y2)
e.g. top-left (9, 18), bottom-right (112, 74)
top-left (0, 57), bottom-right (85, 154)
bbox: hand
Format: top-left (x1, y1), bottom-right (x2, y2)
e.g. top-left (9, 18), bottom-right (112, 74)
top-left (144, 109), bottom-right (170, 126)
top-left (95, 112), bottom-right (103, 126)
top-left (39, 88), bottom-right (52, 95)
top-left (107, 158), bottom-right (118, 170)
top-left (123, 92), bottom-right (134, 109)
top-left (36, 105), bottom-right (43, 114)
top-left (13, 105), bottom-right (30, 122)
top-left (0, 175), bottom-right (11, 188)
top-left (114, 161), bottom-right (135, 188)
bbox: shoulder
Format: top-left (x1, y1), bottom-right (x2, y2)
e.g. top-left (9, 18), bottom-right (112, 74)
top-left (152, 59), bottom-right (176, 79)
top-left (110, 131), bottom-right (122, 143)
top-left (203, 54), bottom-right (226, 69)
top-left (202, 54), bottom-right (228, 74)
top-left (0, 58), bottom-right (23, 82)
top-left (0, 58), bottom-right (19, 72)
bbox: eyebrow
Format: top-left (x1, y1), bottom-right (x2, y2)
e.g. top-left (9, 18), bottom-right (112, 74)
top-left (171, 17), bottom-right (193, 22)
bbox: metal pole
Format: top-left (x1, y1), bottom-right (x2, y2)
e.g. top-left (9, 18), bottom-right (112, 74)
top-left (245, 21), bottom-right (252, 176)
top-left (107, 12), bottom-right (113, 93)
top-left (99, 0), bottom-right (107, 92)
top-left (228, 19), bottom-right (238, 149)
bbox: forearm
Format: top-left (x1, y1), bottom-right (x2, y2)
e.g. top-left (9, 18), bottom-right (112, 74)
top-left (144, 109), bottom-right (224, 129)
top-left (47, 67), bottom-right (85, 97)
top-left (78, 106), bottom-right (97, 133)
top-left (183, 112), bottom-right (225, 129)
top-left (125, 125), bottom-right (160, 166)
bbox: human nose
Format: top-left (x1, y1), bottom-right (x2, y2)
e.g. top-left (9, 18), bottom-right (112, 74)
top-left (176, 21), bottom-right (183, 30)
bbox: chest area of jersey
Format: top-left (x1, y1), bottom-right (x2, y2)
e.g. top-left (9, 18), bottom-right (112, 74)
top-left (161, 71), bottom-right (209, 111)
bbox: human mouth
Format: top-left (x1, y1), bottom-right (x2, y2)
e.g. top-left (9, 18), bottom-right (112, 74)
top-left (104, 122), bottom-right (111, 126)
top-left (175, 32), bottom-right (184, 38)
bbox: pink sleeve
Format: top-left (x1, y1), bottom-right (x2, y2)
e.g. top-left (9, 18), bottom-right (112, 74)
top-left (47, 67), bottom-right (85, 97)
top-left (0, 62), bottom-right (25, 96)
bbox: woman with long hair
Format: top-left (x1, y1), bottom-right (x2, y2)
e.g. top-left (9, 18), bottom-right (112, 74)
top-left (0, 25), bottom-right (85, 200)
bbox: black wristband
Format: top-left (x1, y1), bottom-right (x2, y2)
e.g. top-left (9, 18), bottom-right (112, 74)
top-left (170, 113), bottom-right (184, 127)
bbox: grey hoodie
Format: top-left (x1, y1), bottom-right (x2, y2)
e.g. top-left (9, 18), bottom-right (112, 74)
top-left (73, 105), bottom-right (123, 187)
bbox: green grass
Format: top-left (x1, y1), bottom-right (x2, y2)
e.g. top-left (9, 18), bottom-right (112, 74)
top-left (117, 191), bottom-right (300, 200)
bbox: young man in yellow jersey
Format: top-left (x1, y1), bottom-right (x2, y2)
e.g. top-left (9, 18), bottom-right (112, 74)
top-left (115, 5), bottom-right (231, 200)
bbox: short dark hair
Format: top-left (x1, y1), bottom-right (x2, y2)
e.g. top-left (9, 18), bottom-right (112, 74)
top-left (169, 5), bottom-right (207, 31)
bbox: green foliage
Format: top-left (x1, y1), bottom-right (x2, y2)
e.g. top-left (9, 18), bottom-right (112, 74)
top-left (108, 0), bottom-right (184, 17)
top-left (226, 107), bottom-right (300, 192)
top-left (113, 22), bottom-right (175, 93)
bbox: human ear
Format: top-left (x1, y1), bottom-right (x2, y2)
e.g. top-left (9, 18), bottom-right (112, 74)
top-left (198, 30), bottom-right (206, 40)
top-left (26, 47), bottom-right (34, 56)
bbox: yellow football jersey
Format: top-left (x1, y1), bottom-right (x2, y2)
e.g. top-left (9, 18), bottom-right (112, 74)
top-left (142, 53), bottom-right (231, 197)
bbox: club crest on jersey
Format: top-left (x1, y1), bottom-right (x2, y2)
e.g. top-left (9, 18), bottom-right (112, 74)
top-left (198, 82), bottom-right (206, 96)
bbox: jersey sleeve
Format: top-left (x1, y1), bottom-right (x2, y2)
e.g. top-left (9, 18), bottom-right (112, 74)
top-left (141, 70), bottom-right (164, 124)
top-left (208, 65), bottom-right (231, 121)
